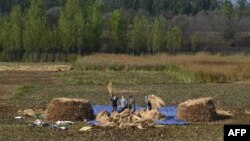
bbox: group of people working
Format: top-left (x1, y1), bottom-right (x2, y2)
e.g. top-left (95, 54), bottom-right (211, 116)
top-left (110, 94), bottom-right (152, 113)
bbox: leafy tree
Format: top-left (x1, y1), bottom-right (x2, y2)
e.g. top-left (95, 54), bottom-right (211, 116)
top-left (152, 16), bottom-right (167, 53)
top-left (75, 11), bottom-right (85, 54)
top-left (109, 9), bottom-right (125, 53)
top-left (152, 0), bottom-right (166, 15)
top-left (0, 0), bottom-right (13, 13)
top-left (4, 5), bottom-right (23, 60)
top-left (0, 0), bottom-right (29, 13)
top-left (236, 0), bottom-right (248, 17)
top-left (129, 16), bottom-right (150, 55)
top-left (0, 6), bottom-right (23, 61)
top-left (40, 28), bottom-right (60, 61)
top-left (58, 0), bottom-right (85, 55)
top-left (91, 1), bottom-right (103, 51)
top-left (0, 17), bottom-right (9, 54)
top-left (0, 19), bottom-right (2, 48)
top-left (0, 17), bottom-right (8, 56)
top-left (45, 0), bottom-right (67, 8)
top-left (223, 0), bottom-right (235, 19)
top-left (86, 1), bottom-right (103, 52)
top-left (179, 0), bottom-right (192, 15)
top-left (209, 0), bottom-right (219, 10)
top-left (167, 26), bottom-right (183, 54)
top-left (192, 0), bottom-right (214, 14)
top-left (222, 1), bottom-right (235, 41)
top-left (46, 7), bottom-right (62, 28)
top-left (139, 0), bottom-right (153, 13)
top-left (123, 0), bottom-right (139, 10)
top-left (23, 0), bottom-right (47, 61)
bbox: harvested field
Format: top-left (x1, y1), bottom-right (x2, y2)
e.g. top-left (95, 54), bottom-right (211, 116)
top-left (0, 55), bottom-right (250, 141)
top-left (0, 84), bottom-right (17, 99)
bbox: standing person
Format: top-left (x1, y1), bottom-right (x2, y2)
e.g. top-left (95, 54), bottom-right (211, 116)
top-left (120, 96), bottom-right (128, 112)
top-left (128, 96), bottom-right (136, 112)
top-left (145, 96), bottom-right (152, 110)
top-left (111, 94), bottom-right (118, 112)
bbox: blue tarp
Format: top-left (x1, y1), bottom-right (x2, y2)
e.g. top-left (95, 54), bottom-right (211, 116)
top-left (88, 105), bottom-right (189, 125)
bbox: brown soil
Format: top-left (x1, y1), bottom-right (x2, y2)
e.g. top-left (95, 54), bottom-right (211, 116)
top-left (0, 84), bottom-right (17, 99)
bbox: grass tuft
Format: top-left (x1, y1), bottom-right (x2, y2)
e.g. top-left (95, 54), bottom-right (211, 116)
top-left (9, 85), bottom-right (37, 101)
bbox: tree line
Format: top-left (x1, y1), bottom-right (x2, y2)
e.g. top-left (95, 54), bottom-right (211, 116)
top-left (0, 0), bottom-right (250, 61)
top-left (0, 0), bottom-right (220, 15)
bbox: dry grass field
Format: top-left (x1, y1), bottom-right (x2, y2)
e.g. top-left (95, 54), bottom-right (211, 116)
top-left (0, 54), bottom-right (250, 141)
top-left (75, 53), bottom-right (250, 83)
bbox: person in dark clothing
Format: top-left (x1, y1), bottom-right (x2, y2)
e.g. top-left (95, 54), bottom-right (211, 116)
top-left (128, 96), bottom-right (136, 112)
top-left (111, 94), bottom-right (118, 112)
top-left (145, 96), bottom-right (152, 110)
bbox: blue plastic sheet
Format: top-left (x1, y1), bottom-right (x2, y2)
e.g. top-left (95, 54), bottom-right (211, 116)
top-left (155, 106), bottom-right (189, 125)
top-left (88, 105), bottom-right (189, 125)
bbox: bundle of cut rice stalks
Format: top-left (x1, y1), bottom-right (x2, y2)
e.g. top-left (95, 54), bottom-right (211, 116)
top-left (107, 81), bottom-right (114, 96)
top-left (148, 95), bottom-right (166, 110)
top-left (17, 109), bottom-right (44, 117)
top-left (96, 108), bottom-right (165, 129)
top-left (96, 110), bottom-right (111, 123)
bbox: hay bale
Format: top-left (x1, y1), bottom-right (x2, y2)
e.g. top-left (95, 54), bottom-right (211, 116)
top-left (177, 97), bottom-right (217, 122)
top-left (45, 98), bottom-right (94, 122)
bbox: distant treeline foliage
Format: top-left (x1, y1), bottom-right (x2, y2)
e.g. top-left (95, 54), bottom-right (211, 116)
top-left (0, 0), bottom-right (250, 61)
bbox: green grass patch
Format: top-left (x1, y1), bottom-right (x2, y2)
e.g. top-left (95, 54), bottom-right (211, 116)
top-left (9, 85), bottom-right (37, 101)
top-left (166, 65), bottom-right (230, 83)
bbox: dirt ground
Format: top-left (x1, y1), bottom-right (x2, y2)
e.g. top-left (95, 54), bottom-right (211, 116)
top-left (0, 84), bottom-right (17, 99)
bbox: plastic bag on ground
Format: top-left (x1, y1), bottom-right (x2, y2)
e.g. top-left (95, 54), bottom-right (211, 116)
top-left (79, 126), bottom-right (92, 132)
top-left (56, 121), bottom-right (74, 126)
